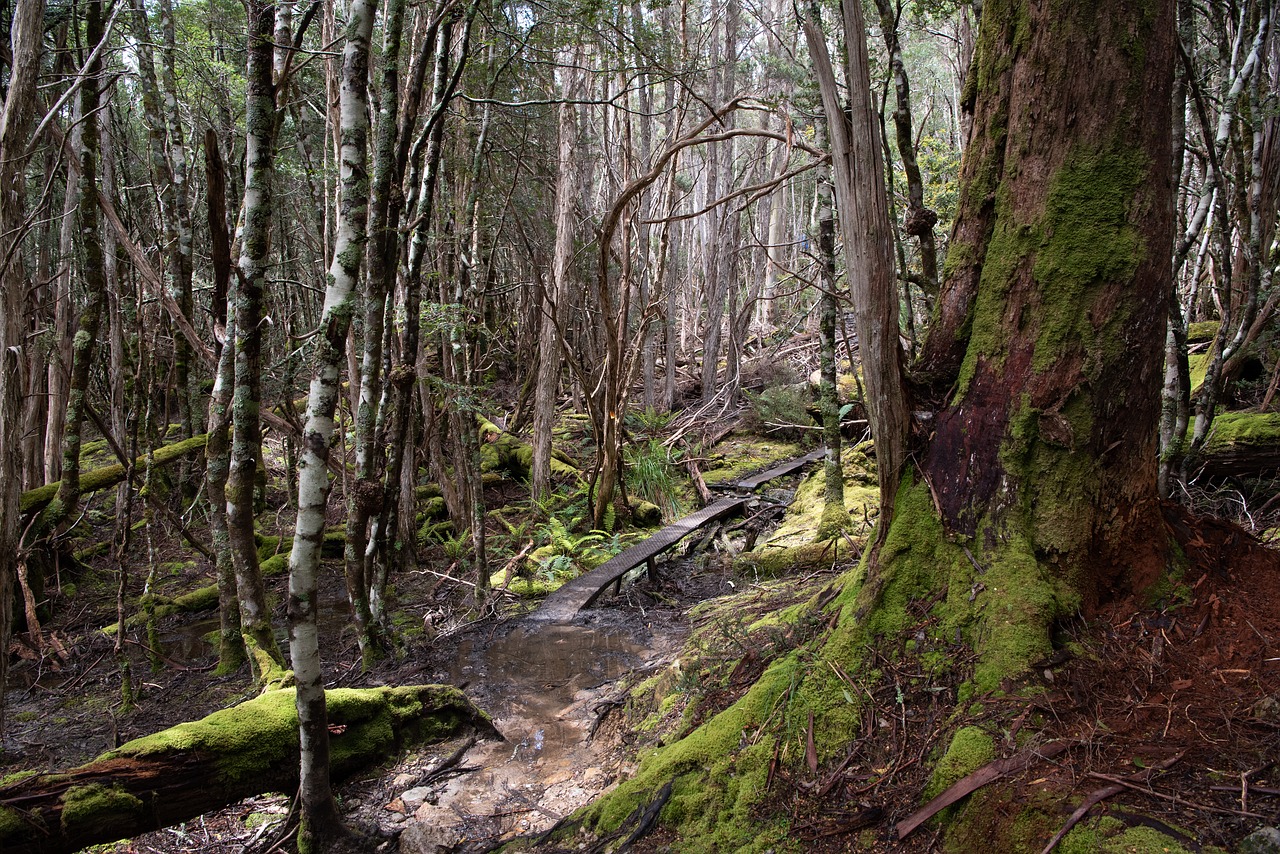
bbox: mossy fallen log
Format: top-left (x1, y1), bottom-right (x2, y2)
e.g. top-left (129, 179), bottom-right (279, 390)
top-left (1190, 411), bottom-right (1280, 478)
top-left (0, 685), bottom-right (498, 854)
top-left (19, 433), bottom-right (210, 516)
top-left (477, 417), bottom-right (579, 481)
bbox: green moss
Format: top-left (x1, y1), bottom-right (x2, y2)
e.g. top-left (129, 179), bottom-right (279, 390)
top-left (171, 585), bottom-right (219, 612)
top-left (260, 553), bottom-right (290, 577)
top-left (20, 433), bottom-right (210, 514)
top-left (1030, 145), bottom-right (1149, 373)
top-left (734, 540), bottom-right (854, 578)
top-left (580, 659), bottom-right (800, 852)
top-left (0, 768), bottom-right (40, 785)
top-left (1197, 411), bottom-right (1280, 455)
top-left (103, 685), bottom-right (486, 786)
top-left (1187, 352), bottom-right (1210, 392)
top-left (0, 805), bottom-right (26, 837)
top-left (925, 726), bottom-right (995, 800)
top-left (700, 436), bottom-right (806, 487)
top-left (1186, 320), bottom-right (1220, 345)
top-left (61, 782), bottom-right (145, 835)
top-left (628, 498), bottom-right (663, 527)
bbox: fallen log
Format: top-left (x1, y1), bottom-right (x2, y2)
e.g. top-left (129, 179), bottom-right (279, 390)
top-left (1190, 411), bottom-right (1280, 479)
top-left (19, 433), bottom-right (210, 515)
top-left (0, 684), bottom-right (498, 854)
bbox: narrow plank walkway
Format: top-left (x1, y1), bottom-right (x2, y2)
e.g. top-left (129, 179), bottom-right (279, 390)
top-left (731, 447), bottom-right (828, 490)
top-left (527, 447), bottom-right (828, 623)
top-left (527, 496), bottom-right (749, 623)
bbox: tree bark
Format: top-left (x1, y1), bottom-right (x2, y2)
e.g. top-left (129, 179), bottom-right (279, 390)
top-left (804, 1), bottom-right (909, 539)
top-left (531, 46), bottom-right (582, 503)
top-left (230, 0), bottom-right (285, 677)
top-left (0, 685), bottom-right (498, 854)
top-left (873, 0), bottom-right (940, 294)
top-left (899, 0), bottom-right (1176, 653)
top-left (346, 0), bottom-right (407, 646)
top-left (288, 0), bottom-right (377, 842)
top-left (44, 0), bottom-right (109, 538)
top-left (0, 0), bottom-right (45, 729)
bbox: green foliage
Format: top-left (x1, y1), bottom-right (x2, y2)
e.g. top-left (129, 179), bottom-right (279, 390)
top-left (742, 385), bottom-right (815, 441)
top-left (624, 438), bottom-right (683, 520)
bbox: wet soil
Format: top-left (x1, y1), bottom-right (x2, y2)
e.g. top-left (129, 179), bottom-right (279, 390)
top-left (0, 507), bottom-right (746, 853)
top-left (4, 474), bottom-right (1279, 854)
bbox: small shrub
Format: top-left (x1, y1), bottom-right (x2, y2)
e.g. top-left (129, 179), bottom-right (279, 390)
top-left (742, 385), bottom-right (816, 441)
top-left (625, 439), bottom-right (683, 520)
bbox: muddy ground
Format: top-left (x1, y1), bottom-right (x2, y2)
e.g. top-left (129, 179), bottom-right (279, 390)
top-left (3, 459), bottom-right (1280, 853)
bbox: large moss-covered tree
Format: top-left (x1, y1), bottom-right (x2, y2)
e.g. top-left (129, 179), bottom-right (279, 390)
top-left (577, 0), bottom-right (1176, 845)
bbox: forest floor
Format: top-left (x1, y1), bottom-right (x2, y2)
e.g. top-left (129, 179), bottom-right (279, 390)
top-left (3, 425), bottom-right (1279, 853)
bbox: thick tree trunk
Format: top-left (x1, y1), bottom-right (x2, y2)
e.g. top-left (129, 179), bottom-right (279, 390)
top-left (230, 0), bottom-right (285, 676)
top-left (0, 686), bottom-right (498, 854)
top-left (0, 0), bottom-right (45, 728)
top-left (908, 0), bottom-right (1175, 614)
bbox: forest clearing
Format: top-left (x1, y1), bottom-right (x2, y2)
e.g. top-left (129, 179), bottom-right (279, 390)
top-left (0, 0), bottom-right (1278, 852)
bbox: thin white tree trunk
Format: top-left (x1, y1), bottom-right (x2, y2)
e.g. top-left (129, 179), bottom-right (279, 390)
top-left (289, 0), bottom-right (376, 844)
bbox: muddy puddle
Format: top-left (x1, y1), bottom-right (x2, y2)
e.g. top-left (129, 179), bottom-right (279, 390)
top-left (386, 617), bottom-right (672, 850)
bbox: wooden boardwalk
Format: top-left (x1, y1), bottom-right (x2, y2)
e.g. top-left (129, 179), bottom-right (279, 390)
top-left (731, 447), bottom-right (828, 490)
top-left (527, 447), bottom-right (827, 623)
top-left (528, 496), bottom-right (749, 623)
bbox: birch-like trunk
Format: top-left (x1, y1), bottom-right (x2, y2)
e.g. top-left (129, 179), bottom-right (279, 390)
top-left (378, 14), bottom-right (457, 589)
top-left (229, 0), bottom-right (284, 677)
top-left (288, 1), bottom-right (376, 840)
top-left (346, 0), bottom-right (406, 638)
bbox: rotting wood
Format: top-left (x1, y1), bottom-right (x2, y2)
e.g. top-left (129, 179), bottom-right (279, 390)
top-left (894, 740), bottom-right (1075, 840)
top-left (0, 685), bottom-right (498, 854)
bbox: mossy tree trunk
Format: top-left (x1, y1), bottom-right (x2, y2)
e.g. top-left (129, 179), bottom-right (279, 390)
top-left (203, 132), bottom-right (245, 675)
top-left (229, 0), bottom-right (285, 678)
top-left (288, 0), bottom-right (377, 844)
top-left (909, 0), bottom-right (1175, 612)
top-left (45, 0), bottom-right (109, 540)
top-left (581, 1), bottom-right (1177, 846)
top-left (345, 0), bottom-right (406, 647)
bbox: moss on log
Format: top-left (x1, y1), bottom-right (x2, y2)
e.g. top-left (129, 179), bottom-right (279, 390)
top-left (477, 417), bottom-right (579, 481)
top-left (1192, 411), bottom-right (1280, 478)
top-left (0, 685), bottom-right (498, 854)
top-left (19, 434), bottom-right (211, 515)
